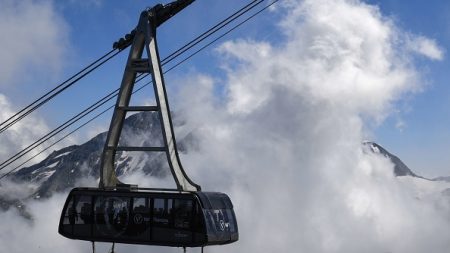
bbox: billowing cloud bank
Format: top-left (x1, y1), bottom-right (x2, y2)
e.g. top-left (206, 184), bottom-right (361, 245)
top-left (0, 0), bottom-right (69, 165)
top-left (0, 0), bottom-right (67, 86)
top-left (179, 0), bottom-right (449, 252)
top-left (1, 0), bottom-right (449, 253)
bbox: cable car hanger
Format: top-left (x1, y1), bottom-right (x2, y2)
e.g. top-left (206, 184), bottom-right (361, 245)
top-left (58, 1), bottom-right (238, 252)
top-left (100, 0), bottom-right (200, 192)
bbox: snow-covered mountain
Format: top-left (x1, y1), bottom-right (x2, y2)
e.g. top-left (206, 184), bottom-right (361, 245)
top-left (11, 112), bottom-right (173, 199)
top-left (1, 112), bottom-right (449, 215)
top-left (0, 112), bottom-right (199, 213)
top-left (364, 141), bottom-right (450, 198)
top-left (363, 141), bottom-right (420, 177)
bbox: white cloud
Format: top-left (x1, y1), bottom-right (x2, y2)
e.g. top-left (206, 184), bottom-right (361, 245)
top-left (1, 0), bottom-right (449, 253)
top-left (407, 35), bottom-right (444, 61)
top-left (0, 0), bottom-right (69, 87)
top-left (177, 0), bottom-right (450, 252)
top-left (0, 178), bottom-right (38, 200)
top-left (85, 123), bottom-right (109, 140)
top-left (0, 94), bottom-right (52, 166)
top-left (0, 0), bottom-right (69, 169)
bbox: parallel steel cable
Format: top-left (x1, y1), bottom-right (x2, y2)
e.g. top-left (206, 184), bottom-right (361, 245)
top-left (0, 0), bottom-right (262, 134)
top-left (1, 64), bottom-right (155, 174)
top-left (0, 49), bottom-right (117, 130)
top-left (0, 49), bottom-right (121, 134)
top-left (0, 0), bottom-right (280, 179)
top-left (161, 0), bottom-right (263, 65)
top-left (164, 0), bottom-right (280, 73)
top-left (0, 103), bottom-right (116, 181)
top-left (0, 80), bottom-right (151, 180)
top-left (0, 88), bottom-right (120, 171)
top-left (0, 0), bottom-right (277, 177)
top-left (133, 0), bottom-right (267, 92)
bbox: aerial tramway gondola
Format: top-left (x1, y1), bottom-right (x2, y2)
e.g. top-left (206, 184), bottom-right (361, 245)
top-left (59, 188), bottom-right (238, 247)
top-left (58, 0), bottom-right (238, 251)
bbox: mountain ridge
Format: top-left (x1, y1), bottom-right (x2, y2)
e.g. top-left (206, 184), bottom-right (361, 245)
top-left (5, 112), bottom-right (177, 200)
top-left (1, 112), bottom-right (449, 215)
top-left (363, 141), bottom-right (421, 178)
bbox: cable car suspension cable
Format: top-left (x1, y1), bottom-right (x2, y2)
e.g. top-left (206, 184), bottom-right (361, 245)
top-left (165, 0), bottom-right (280, 74)
top-left (0, 0), bottom-right (279, 180)
top-left (137, 0), bottom-right (267, 88)
top-left (0, 49), bottom-right (121, 134)
top-left (161, 0), bottom-right (264, 65)
top-left (0, 71), bottom-right (154, 179)
top-left (0, 0), bottom-right (263, 134)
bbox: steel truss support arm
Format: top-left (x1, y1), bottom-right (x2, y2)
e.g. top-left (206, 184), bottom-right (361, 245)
top-left (99, 0), bottom-right (200, 192)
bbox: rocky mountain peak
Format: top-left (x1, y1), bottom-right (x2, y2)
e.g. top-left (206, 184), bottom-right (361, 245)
top-left (363, 141), bottom-right (419, 177)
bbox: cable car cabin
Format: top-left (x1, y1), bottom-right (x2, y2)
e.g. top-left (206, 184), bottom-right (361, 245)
top-left (58, 187), bottom-right (238, 247)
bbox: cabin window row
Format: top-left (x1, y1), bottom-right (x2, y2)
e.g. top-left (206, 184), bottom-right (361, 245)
top-left (61, 195), bottom-right (202, 241)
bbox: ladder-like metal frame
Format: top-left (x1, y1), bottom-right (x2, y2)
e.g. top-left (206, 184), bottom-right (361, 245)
top-left (99, 3), bottom-right (200, 192)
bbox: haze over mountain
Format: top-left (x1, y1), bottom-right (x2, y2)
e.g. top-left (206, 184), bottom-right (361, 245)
top-left (363, 142), bottom-right (419, 177)
top-left (0, 112), bottom-right (197, 213)
top-left (2, 0), bottom-right (450, 251)
top-left (1, 112), bottom-right (449, 217)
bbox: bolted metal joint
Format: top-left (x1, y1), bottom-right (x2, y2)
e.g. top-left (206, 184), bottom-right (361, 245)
top-left (112, 29), bottom-right (136, 50)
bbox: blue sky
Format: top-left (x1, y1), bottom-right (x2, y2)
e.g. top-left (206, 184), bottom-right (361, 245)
top-left (37, 0), bottom-right (284, 128)
top-left (367, 0), bottom-right (450, 177)
top-left (1, 0), bottom-right (449, 178)
top-left (3, 1), bottom-right (450, 252)
top-left (66, 0), bottom-right (450, 178)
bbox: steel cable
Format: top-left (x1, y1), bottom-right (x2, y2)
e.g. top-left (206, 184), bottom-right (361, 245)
top-left (0, 0), bottom-right (280, 179)
top-left (0, 49), bottom-right (121, 134)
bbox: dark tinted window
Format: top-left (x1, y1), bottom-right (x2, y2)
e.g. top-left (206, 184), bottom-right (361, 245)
top-left (173, 199), bottom-right (193, 229)
top-left (192, 201), bottom-right (205, 233)
top-left (94, 196), bottom-right (131, 238)
top-left (132, 197), bottom-right (150, 227)
top-left (61, 197), bottom-right (75, 236)
top-left (120, 197), bottom-right (151, 240)
top-left (63, 198), bottom-right (75, 225)
top-left (133, 197), bottom-right (149, 213)
top-left (76, 195), bottom-right (92, 224)
top-left (153, 198), bottom-right (173, 227)
top-left (71, 195), bottom-right (92, 237)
